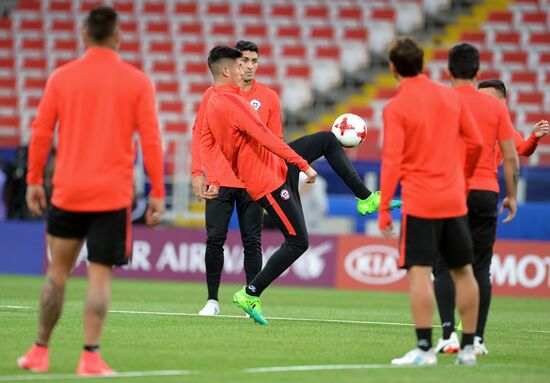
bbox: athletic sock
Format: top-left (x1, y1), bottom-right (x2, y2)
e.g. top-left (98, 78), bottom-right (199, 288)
top-left (461, 333), bottom-right (475, 348)
top-left (416, 328), bottom-right (432, 351)
top-left (442, 322), bottom-right (454, 340)
top-left (35, 342), bottom-right (48, 348)
top-left (84, 345), bottom-right (100, 352)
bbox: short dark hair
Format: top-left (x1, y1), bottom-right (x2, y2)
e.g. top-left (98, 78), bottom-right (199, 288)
top-left (477, 79), bottom-right (507, 99)
top-left (235, 40), bottom-right (259, 54)
top-left (388, 37), bottom-right (423, 77)
top-left (86, 6), bottom-right (118, 43)
top-left (207, 45), bottom-right (243, 75)
top-left (448, 43), bottom-right (479, 80)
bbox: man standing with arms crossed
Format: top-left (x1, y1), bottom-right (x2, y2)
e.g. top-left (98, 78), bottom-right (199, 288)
top-left (18, 6), bottom-right (165, 375)
top-left (433, 50), bottom-right (521, 354)
top-left (191, 41), bottom-right (282, 316)
top-left (379, 37), bottom-right (484, 366)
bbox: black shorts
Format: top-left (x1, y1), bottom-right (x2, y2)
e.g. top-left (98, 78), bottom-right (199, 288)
top-left (399, 214), bottom-right (473, 270)
top-left (47, 205), bottom-right (132, 266)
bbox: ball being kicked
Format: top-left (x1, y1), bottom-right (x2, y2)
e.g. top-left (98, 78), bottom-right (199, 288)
top-left (331, 113), bottom-right (367, 148)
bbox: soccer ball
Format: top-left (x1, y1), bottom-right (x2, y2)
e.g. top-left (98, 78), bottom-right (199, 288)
top-left (331, 113), bottom-right (367, 148)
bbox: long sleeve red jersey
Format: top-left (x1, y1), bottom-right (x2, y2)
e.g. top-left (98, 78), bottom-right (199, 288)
top-left (26, 47), bottom-right (165, 211)
top-left (380, 75), bottom-right (483, 221)
top-left (495, 129), bottom-right (539, 165)
top-left (200, 85), bottom-right (308, 200)
top-left (191, 80), bottom-right (283, 188)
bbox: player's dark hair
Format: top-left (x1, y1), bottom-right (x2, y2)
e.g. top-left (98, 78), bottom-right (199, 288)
top-left (477, 79), bottom-right (507, 99)
top-left (448, 43), bottom-right (479, 80)
top-left (207, 45), bottom-right (243, 75)
top-left (388, 37), bottom-right (423, 77)
top-left (235, 40), bottom-right (259, 54)
top-left (86, 6), bottom-right (118, 43)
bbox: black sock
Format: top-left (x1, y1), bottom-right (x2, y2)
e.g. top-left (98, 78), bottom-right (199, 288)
top-left (442, 322), bottom-right (454, 340)
top-left (245, 284), bottom-right (260, 297)
top-left (35, 342), bottom-right (48, 348)
top-left (461, 333), bottom-right (474, 348)
top-left (84, 345), bottom-right (100, 352)
top-left (416, 328), bottom-right (432, 351)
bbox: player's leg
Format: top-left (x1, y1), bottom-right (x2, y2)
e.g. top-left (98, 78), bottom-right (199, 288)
top-left (288, 131), bottom-right (371, 199)
top-left (76, 207), bottom-right (131, 375)
top-left (233, 181), bottom-right (308, 324)
top-left (235, 189), bottom-right (263, 285)
top-left (441, 215), bottom-right (479, 365)
top-left (391, 215), bottom-right (438, 366)
top-left (433, 255), bottom-right (460, 353)
top-left (468, 190), bottom-right (498, 353)
top-left (18, 206), bottom-right (86, 372)
top-left (201, 188), bottom-right (237, 314)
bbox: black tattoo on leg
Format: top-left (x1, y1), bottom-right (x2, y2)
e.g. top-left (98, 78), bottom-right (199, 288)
top-left (37, 276), bottom-right (65, 344)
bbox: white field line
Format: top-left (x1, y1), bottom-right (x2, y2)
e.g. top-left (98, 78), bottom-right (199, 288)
top-left (3, 305), bottom-right (549, 334)
top-left (245, 363), bottom-right (527, 373)
top-left (0, 370), bottom-right (195, 382)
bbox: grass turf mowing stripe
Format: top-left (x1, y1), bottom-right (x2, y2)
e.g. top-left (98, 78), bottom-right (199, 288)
top-left (0, 370), bottom-right (195, 382)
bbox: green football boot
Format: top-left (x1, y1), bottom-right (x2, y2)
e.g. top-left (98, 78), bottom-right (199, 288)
top-left (357, 191), bottom-right (402, 215)
top-left (233, 288), bottom-right (268, 325)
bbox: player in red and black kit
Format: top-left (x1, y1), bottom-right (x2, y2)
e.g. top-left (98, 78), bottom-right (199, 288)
top-left (191, 41), bottom-right (283, 316)
top-left (379, 38), bottom-right (484, 366)
top-left (17, 7), bottom-right (165, 375)
top-left (433, 49), bottom-right (521, 355)
top-left (200, 46), bottom-right (381, 325)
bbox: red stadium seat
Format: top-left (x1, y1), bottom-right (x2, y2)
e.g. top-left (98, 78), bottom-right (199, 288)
top-left (501, 51), bottom-right (528, 66)
top-left (487, 11), bottom-right (513, 24)
top-left (460, 31), bottom-right (487, 46)
top-left (238, 3), bottom-right (262, 17)
top-left (119, 40), bottom-right (140, 54)
top-left (149, 41), bottom-right (173, 54)
top-left (257, 63), bottom-right (276, 77)
top-left (242, 25), bottom-right (268, 40)
top-left (51, 20), bottom-right (75, 33)
top-left (494, 31), bottom-right (521, 45)
top-left (55, 57), bottom-right (72, 68)
top-left (538, 53), bottom-right (550, 65)
top-left (521, 11), bottom-right (548, 27)
top-left (49, 1), bottom-right (72, 13)
top-left (160, 101), bottom-right (184, 114)
top-left (276, 25), bottom-right (301, 40)
top-left (112, 0), bottom-right (135, 14)
top-left (152, 60), bottom-right (176, 74)
top-left (376, 88), bottom-right (398, 100)
top-left (525, 112), bottom-right (548, 124)
top-left (517, 91), bottom-right (544, 106)
top-left (479, 50), bottom-right (495, 65)
top-left (189, 82), bottom-right (211, 94)
top-left (143, 1), bottom-right (166, 14)
top-left (80, 1), bottom-right (102, 12)
top-left (0, 38), bottom-right (12, 50)
top-left (0, 19), bottom-right (11, 32)
top-left (22, 38), bottom-right (45, 51)
top-left (286, 65), bottom-right (310, 78)
top-left (181, 42), bottom-right (206, 55)
top-left (315, 46), bottom-right (340, 60)
top-left (24, 77), bottom-right (47, 90)
top-left (210, 24), bottom-right (235, 37)
top-left (337, 7), bottom-right (363, 21)
top-left (0, 96), bottom-right (17, 108)
top-left (164, 121), bottom-right (188, 133)
top-left (510, 71), bottom-right (537, 85)
top-left (309, 26), bottom-right (335, 41)
top-left (173, 2), bottom-right (198, 16)
top-left (478, 70), bottom-right (501, 81)
top-left (206, 3), bottom-right (230, 17)
top-left (146, 21), bottom-right (170, 35)
top-left (348, 106), bottom-right (374, 120)
top-left (305, 5), bottom-right (329, 20)
top-left (23, 57), bottom-right (46, 70)
top-left (281, 45), bottom-right (306, 59)
top-left (53, 39), bottom-right (77, 52)
top-left (529, 33), bottom-right (550, 47)
top-left (20, 19), bottom-right (43, 32)
top-left (371, 8), bottom-right (396, 22)
top-left (155, 80), bottom-right (179, 94)
top-left (270, 4), bottom-right (295, 18)
top-left (1, 57), bottom-right (14, 71)
top-left (120, 21), bottom-right (138, 34)
top-left (0, 77), bottom-right (16, 91)
top-left (183, 61), bottom-right (208, 75)
top-left (16, 1), bottom-right (41, 12)
top-left (179, 23), bottom-right (202, 36)
top-left (343, 27), bottom-right (368, 41)
top-left (26, 96), bottom-right (41, 108)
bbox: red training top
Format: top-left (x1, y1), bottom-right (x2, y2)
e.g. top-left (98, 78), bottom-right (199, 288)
top-left (191, 80), bottom-right (282, 188)
top-left (200, 85), bottom-right (308, 200)
top-left (454, 85), bottom-right (515, 192)
top-left (26, 47), bottom-right (165, 211)
top-left (380, 75), bottom-right (483, 219)
top-left (495, 129), bottom-right (539, 165)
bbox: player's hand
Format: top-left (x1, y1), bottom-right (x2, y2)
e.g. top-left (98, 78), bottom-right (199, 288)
top-left (200, 184), bottom-right (219, 200)
top-left (378, 210), bottom-right (395, 237)
top-left (532, 120), bottom-right (549, 138)
top-left (26, 184), bottom-right (47, 216)
top-left (192, 175), bottom-right (205, 202)
top-left (500, 196), bottom-right (517, 223)
top-left (146, 197), bottom-right (165, 225)
top-left (304, 167), bottom-right (317, 184)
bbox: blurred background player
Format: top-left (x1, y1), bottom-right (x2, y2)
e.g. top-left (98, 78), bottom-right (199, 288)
top-left (17, 6), bottom-right (165, 376)
top-left (200, 46), bottom-right (384, 325)
top-left (433, 44), bottom-right (519, 356)
top-left (379, 37), bottom-right (483, 366)
top-left (477, 80), bottom-right (549, 165)
top-left (191, 41), bottom-right (282, 316)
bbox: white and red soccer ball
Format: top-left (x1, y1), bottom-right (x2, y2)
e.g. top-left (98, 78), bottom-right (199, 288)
top-left (331, 113), bottom-right (367, 148)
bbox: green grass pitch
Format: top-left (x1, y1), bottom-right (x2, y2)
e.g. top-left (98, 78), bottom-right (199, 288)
top-left (1, 274), bottom-right (549, 382)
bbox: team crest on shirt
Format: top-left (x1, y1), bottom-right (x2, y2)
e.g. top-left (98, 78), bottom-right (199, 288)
top-left (280, 189), bottom-right (290, 200)
top-left (250, 99), bottom-right (261, 110)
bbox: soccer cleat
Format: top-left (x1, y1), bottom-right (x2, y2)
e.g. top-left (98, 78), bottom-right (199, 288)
top-left (356, 191), bottom-right (402, 216)
top-left (76, 351), bottom-right (115, 376)
top-left (434, 332), bottom-right (461, 354)
top-left (391, 348), bottom-right (437, 366)
top-left (17, 344), bottom-right (49, 372)
top-left (199, 300), bottom-right (220, 316)
top-left (474, 336), bottom-right (489, 355)
top-left (233, 288), bottom-right (268, 325)
top-left (456, 345), bottom-right (477, 366)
